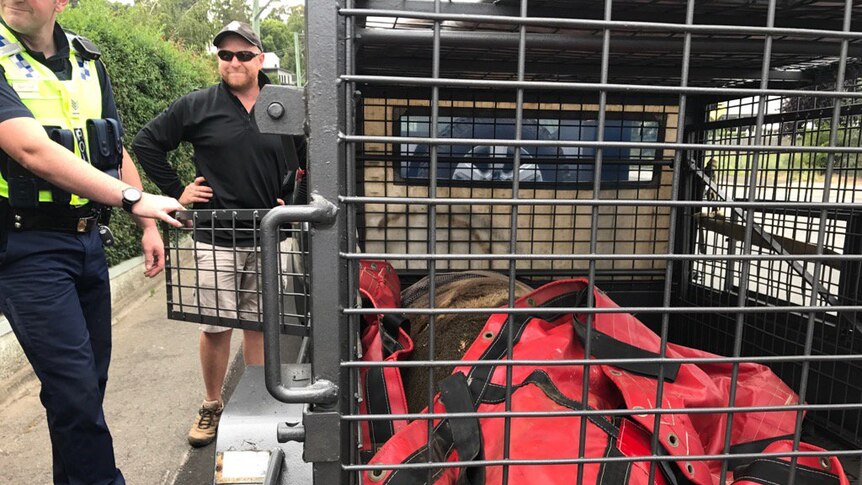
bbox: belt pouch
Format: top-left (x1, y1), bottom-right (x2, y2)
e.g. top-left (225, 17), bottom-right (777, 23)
top-left (86, 118), bottom-right (121, 179)
top-left (6, 159), bottom-right (39, 208)
top-left (46, 127), bottom-right (75, 205)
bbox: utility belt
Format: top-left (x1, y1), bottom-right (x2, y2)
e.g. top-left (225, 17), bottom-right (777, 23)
top-left (0, 201), bottom-right (115, 246)
top-left (3, 204), bottom-right (102, 234)
top-left (4, 119), bottom-right (122, 208)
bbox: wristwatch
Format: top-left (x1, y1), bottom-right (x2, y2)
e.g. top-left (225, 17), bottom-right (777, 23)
top-left (121, 187), bottom-right (142, 213)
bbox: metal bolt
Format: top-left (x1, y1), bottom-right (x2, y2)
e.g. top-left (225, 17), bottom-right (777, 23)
top-left (267, 102), bottom-right (285, 120)
top-left (14, 214), bottom-right (21, 221)
top-left (13, 222), bottom-right (21, 229)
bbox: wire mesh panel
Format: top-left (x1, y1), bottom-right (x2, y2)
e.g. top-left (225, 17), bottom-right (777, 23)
top-left (162, 209), bottom-right (310, 336)
top-left (302, 0), bottom-right (862, 484)
top-left (679, 80), bottom-right (862, 450)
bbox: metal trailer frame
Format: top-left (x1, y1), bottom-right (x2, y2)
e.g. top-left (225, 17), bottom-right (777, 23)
top-left (164, 1), bottom-right (862, 484)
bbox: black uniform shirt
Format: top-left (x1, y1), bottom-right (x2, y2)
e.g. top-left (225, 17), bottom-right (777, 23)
top-left (132, 73), bottom-right (291, 246)
top-left (0, 20), bottom-right (121, 129)
top-left (0, 20), bottom-right (121, 235)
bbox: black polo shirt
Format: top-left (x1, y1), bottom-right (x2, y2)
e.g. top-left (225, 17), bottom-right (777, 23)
top-left (132, 74), bottom-right (294, 246)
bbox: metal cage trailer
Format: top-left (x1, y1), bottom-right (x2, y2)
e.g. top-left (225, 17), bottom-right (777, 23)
top-left (161, 1), bottom-right (862, 484)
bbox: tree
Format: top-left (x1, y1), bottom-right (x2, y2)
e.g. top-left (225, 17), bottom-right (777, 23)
top-left (139, 0), bottom-right (252, 52)
top-left (250, 0), bottom-right (273, 36)
top-left (210, 0), bottom-right (251, 30)
top-left (778, 76), bottom-right (862, 174)
top-left (260, 6), bottom-right (305, 83)
top-left (136, 0), bottom-right (214, 51)
top-left (61, 0), bottom-right (216, 265)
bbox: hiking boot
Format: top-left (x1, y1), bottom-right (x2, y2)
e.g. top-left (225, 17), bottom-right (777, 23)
top-left (188, 399), bottom-right (224, 447)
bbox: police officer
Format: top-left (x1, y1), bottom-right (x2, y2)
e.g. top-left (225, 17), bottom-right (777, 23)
top-left (0, 0), bottom-right (183, 482)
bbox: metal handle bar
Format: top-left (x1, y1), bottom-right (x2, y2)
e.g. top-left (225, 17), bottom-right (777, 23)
top-left (261, 195), bottom-right (338, 404)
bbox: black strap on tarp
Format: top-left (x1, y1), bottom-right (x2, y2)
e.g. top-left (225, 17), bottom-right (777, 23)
top-left (382, 313), bottom-right (410, 341)
top-left (463, 289), bottom-right (588, 405)
top-left (732, 457), bottom-right (840, 485)
top-left (384, 368), bottom-right (681, 485)
top-left (727, 435), bottom-right (841, 485)
top-left (466, 287), bottom-right (677, 402)
top-left (382, 374), bottom-right (482, 484)
top-left (365, 366), bottom-right (396, 456)
top-left (382, 286), bottom-right (686, 485)
top-left (359, 298), bottom-right (409, 359)
top-left (572, 320), bottom-right (680, 382)
top-left (362, 304), bottom-right (411, 457)
top-left (726, 435), bottom-right (793, 471)
top-left (438, 373), bottom-right (485, 485)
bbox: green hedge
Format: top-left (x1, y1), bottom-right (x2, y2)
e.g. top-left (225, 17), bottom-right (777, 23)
top-left (61, 0), bottom-right (217, 265)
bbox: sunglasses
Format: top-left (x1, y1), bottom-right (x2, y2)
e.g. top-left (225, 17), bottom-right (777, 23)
top-left (217, 50), bottom-right (260, 62)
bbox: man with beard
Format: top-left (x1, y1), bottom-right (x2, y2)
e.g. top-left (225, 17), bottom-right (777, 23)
top-left (133, 21), bottom-right (296, 447)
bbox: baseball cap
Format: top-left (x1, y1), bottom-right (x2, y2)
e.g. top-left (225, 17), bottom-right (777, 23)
top-left (213, 21), bottom-right (263, 51)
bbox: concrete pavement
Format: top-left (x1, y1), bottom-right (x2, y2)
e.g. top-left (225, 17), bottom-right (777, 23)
top-left (0, 278), bottom-right (243, 485)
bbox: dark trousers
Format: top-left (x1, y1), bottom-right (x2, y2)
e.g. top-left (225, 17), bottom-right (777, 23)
top-left (0, 229), bottom-right (125, 485)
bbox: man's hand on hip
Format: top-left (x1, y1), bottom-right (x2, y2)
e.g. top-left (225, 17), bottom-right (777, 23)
top-left (179, 176), bottom-right (214, 205)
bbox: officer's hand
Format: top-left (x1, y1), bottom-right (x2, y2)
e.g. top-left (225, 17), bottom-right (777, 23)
top-left (141, 226), bottom-right (165, 277)
top-left (179, 177), bottom-right (213, 206)
top-left (276, 198), bottom-right (285, 206)
top-left (132, 193), bottom-right (184, 227)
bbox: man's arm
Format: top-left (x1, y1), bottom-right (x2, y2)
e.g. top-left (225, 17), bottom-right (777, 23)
top-left (119, 148), bottom-right (165, 277)
top-left (0, 116), bottom-right (184, 225)
top-left (132, 97), bottom-right (194, 201)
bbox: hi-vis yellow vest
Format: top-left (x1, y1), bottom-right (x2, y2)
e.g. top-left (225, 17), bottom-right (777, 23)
top-left (0, 23), bottom-right (102, 207)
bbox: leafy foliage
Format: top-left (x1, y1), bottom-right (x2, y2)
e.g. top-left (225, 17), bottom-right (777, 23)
top-left (260, 5), bottom-right (304, 81)
top-left (210, 0), bottom-right (252, 33)
top-left (61, 0), bottom-right (216, 265)
top-left (137, 0), bottom-right (303, 65)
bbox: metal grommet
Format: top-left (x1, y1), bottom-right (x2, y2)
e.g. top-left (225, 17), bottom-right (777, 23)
top-left (632, 405), bottom-right (648, 418)
top-left (482, 331), bottom-right (495, 340)
top-left (820, 457), bottom-right (831, 470)
top-left (609, 369), bottom-right (623, 376)
top-left (368, 469), bottom-right (387, 482)
top-left (370, 263), bottom-right (378, 271)
top-left (685, 462), bottom-right (695, 476)
top-left (667, 432), bottom-right (680, 448)
top-left (526, 297), bottom-right (536, 306)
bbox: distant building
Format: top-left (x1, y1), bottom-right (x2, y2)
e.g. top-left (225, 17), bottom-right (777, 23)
top-left (262, 52), bottom-right (296, 86)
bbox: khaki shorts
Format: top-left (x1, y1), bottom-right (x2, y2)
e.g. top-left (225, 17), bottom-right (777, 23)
top-left (192, 238), bottom-right (304, 333)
